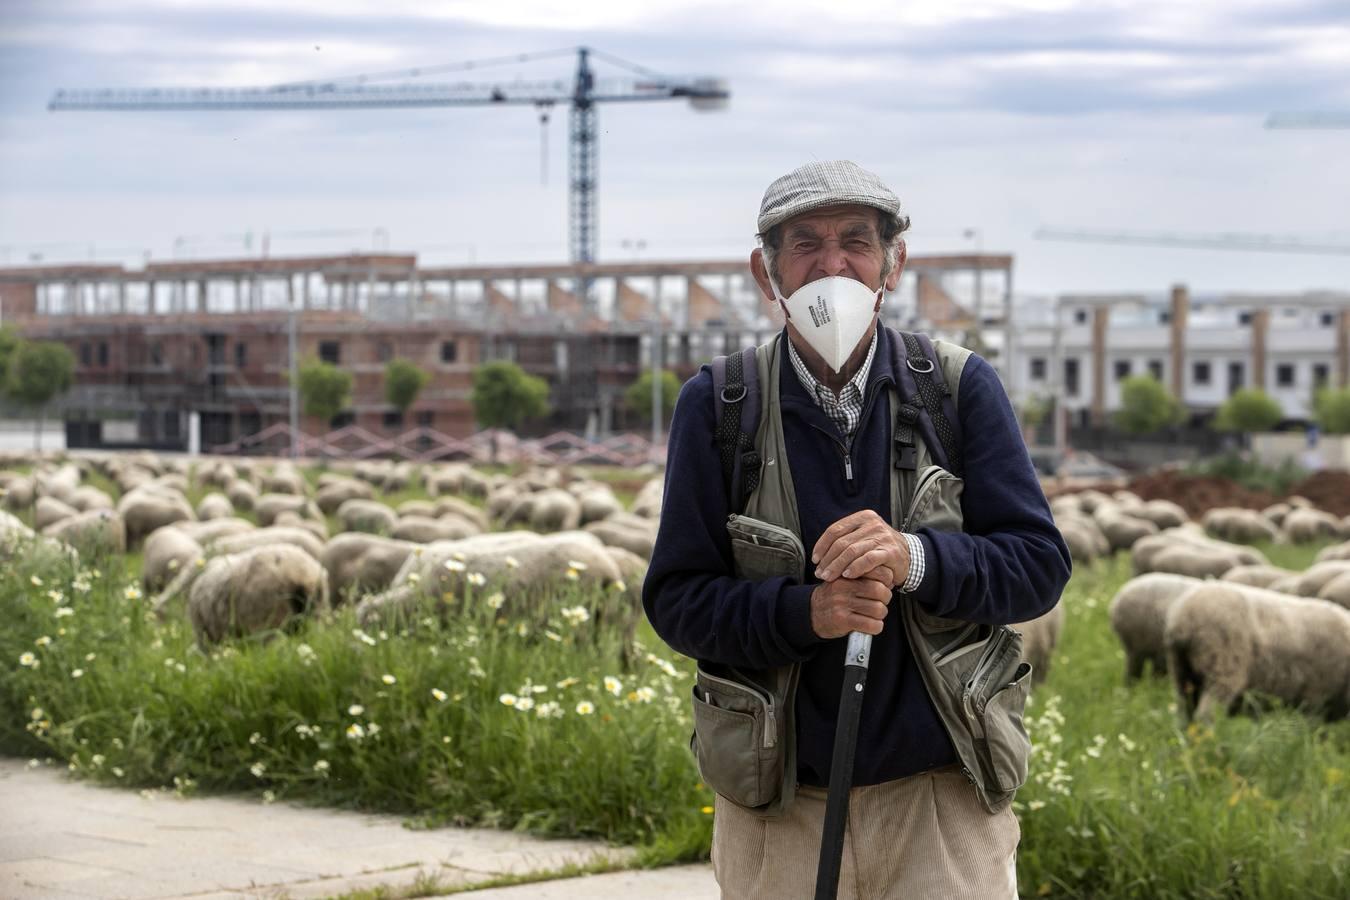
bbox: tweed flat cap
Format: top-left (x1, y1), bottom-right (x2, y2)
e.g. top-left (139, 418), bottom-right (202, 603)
top-left (757, 160), bottom-right (902, 234)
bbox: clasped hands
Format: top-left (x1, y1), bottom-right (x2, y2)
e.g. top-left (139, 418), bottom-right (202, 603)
top-left (809, 510), bottom-right (911, 640)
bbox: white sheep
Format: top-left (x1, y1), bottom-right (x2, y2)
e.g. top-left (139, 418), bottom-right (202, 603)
top-left (1108, 573), bottom-right (1203, 681)
top-left (1163, 583), bottom-right (1350, 722)
top-left (188, 544), bottom-right (330, 647)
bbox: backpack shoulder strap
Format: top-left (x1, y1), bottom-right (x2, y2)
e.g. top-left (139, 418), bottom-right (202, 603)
top-left (711, 346), bottom-right (762, 514)
top-left (888, 327), bottom-right (968, 477)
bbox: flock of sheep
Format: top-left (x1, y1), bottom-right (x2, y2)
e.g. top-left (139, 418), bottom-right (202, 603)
top-left (0, 453), bottom-right (664, 650)
top-left (1052, 488), bottom-right (1350, 723)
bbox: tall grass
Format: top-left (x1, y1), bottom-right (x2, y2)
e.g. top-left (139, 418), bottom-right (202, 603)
top-left (2, 528), bottom-right (1348, 896)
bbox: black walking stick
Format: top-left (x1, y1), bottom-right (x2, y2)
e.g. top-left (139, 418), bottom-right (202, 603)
top-left (814, 630), bottom-right (873, 900)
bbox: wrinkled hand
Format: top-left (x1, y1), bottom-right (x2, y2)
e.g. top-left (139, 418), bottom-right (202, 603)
top-left (812, 510), bottom-right (910, 589)
top-left (810, 577), bottom-right (893, 639)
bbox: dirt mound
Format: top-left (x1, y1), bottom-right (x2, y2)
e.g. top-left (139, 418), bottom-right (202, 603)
top-left (1286, 471), bottom-right (1350, 517)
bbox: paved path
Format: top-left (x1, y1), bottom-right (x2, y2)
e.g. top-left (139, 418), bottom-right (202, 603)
top-left (0, 758), bottom-right (717, 899)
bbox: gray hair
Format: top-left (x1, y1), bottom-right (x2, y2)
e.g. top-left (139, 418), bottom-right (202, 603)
top-left (758, 209), bottom-right (910, 292)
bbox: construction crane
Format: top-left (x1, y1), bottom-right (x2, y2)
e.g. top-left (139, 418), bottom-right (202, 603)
top-left (48, 46), bottom-right (730, 269)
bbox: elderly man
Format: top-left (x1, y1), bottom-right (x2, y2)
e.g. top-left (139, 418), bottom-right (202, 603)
top-left (643, 160), bottom-right (1071, 899)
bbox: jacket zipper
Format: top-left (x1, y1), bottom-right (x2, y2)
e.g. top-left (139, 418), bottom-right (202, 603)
top-left (698, 669), bottom-right (778, 749)
top-left (901, 465), bottom-right (951, 532)
top-left (962, 628), bottom-right (1018, 716)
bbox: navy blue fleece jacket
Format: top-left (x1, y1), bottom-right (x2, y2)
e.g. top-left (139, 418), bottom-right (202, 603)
top-left (642, 326), bottom-right (1072, 787)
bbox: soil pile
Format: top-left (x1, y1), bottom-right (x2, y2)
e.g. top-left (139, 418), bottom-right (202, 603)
top-left (1049, 469), bottom-right (1350, 519)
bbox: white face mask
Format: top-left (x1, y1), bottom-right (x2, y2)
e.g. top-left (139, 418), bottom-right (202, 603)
top-left (768, 273), bottom-right (884, 373)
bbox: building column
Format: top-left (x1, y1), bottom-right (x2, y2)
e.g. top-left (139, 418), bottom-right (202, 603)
top-left (1091, 306), bottom-right (1108, 426)
top-left (1170, 284), bottom-right (1188, 398)
top-left (1338, 310), bottom-right (1350, 388)
top-left (1251, 309), bottom-right (1270, 391)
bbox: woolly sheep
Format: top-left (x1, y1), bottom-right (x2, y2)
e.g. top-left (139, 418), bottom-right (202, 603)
top-left (1108, 572), bottom-right (1202, 680)
top-left (261, 465), bottom-right (307, 496)
top-left (1135, 500), bottom-right (1188, 530)
top-left (529, 489), bottom-right (583, 533)
top-left (143, 525), bottom-right (205, 593)
top-left (1164, 583), bottom-right (1350, 722)
top-left (188, 544), bottom-right (330, 647)
top-left (1018, 602), bottom-right (1064, 684)
top-left (433, 497), bottom-right (489, 531)
top-left (68, 485), bottom-right (114, 512)
top-left (1220, 564), bottom-right (1299, 589)
top-left (225, 479), bottom-right (258, 512)
top-left (1282, 508), bottom-right (1342, 544)
top-left (1282, 561), bottom-right (1350, 599)
top-left (1316, 541), bottom-right (1350, 564)
top-left (209, 525), bottom-right (325, 561)
top-left (395, 499), bottom-right (438, 518)
top-left (117, 487), bottom-right (195, 547)
top-left (254, 493), bottom-right (318, 527)
top-left (1202, 508), bottom-right (1279, 545)
top-left (274, 511), bottom-right (329, 541)
top-left (1, 474), bottom-right (35, 510)
top-left (336, 498), bottom-right (398, 535)
top-left (320, 532), bottom-right (419, 602)
top-left (576, 487), bottom-right (622, 525)
top-left (1312, 572), bottom-right (1350, 612)
top-left (175, 518), bottom-right (255, 544)
top-left (42, 509), bottom-right (125, 556)
top-left (35, 496), bottom-right (77, 531)
top-left (1093, 504), bottom-right (1159, 552)
top-left (584, 512), bottom-right (659, 561)
top-left (390, 514), bottom-right (480, 544)
top-left (316, 478), bottom-right (375, 514)
top-left (631, 478), bottom-right (664, 519)
top-left (1263, 503), bottom-right (1291, 528)
top-left (1132, 529), bottom-right (1266, 575)
top-left (196, 493), bottom-right (234, 521)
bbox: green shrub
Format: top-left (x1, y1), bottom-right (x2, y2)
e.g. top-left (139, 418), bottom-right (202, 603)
top-left (1114, 375), bottom-right (1184, 435)
top-left (1213, 388), bottom-right (1283, 433)
top-left (1315, 387), bottom-right (1350, 435)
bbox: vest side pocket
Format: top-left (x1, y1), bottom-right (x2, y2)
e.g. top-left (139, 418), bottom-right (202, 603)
top-left (690, 667), bottom-right (783, 811)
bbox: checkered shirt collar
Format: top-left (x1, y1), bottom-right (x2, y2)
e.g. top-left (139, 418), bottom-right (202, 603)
top-left (786, 327), bottom-right (878, 437)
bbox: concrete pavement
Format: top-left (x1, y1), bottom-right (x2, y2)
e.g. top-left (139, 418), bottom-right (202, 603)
top-left (0, 757), bottom-right (717, 899)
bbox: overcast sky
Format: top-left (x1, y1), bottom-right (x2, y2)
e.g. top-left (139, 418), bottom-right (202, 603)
top-left (1, 0), bottom-right (1348, 295)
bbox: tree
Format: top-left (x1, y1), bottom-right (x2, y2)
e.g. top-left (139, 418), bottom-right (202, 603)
top-left (296, 358), bottom-right (352, 427)
top-left (624, 369), bottom-right (681, 423)
top-left (5, 339), bottom-right (74, 450)
top-left (1213, 388), bottom-right (1283, 433)
top-left (1114, 374), bottom-right (1184, 435)
top-left (0, 326), bottom-right (21, 392)
top-left (1315, 387), bottom-right (1350, 435)
top-left (470, 361), bottom-right (550, 457)
top-left (383, 358), bottom-right (430, 424)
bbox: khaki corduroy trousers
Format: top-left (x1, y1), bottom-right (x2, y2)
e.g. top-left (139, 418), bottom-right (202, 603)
top-left (711, 766), bottom-right (1020, 900)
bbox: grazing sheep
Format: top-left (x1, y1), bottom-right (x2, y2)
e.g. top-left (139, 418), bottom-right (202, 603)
top-left (261, 465), bottom-right (307, 496)
top-left (274, 510), bottom-right (329, 541)
top-left (1202, 508), bottom-right (1279, 545)
top-left (254, 493), bottom-right (318, 527)
top-left (316, 478), bottom-right (375, 514)
top-left (188, 544), bottom-right (330, 646)
top-left (1316, 541), bottom-right (1350, 563)
top-left (1283, 561), bottom-right (1350, 599)
top-left (1282, 508), bottom-right (1342, 544)
top-left (209, 525), bottom-right (325, 561)
top-left (1018, 602), bottom-right (1064, 684)
top-left (395, 499), bottom-right (438, 518)
top-left (1093, 504), bottom-right (1159, 552)
top-left (1, 474), bottom-right (36, 510)
top-left (1263, 503), bottom-right (1291, 528)
top-left (35, 496), bottom-right (77, 531)
top-left (1108, 573), bottom-right (1203, 680)
top-left (336, 498), bottom-right (398, 535)
top-left (321, 533), bottom-right (419, 602)
top-left (585, 513), bottom-right (659, 560)
top-left (529, 489), bottom-right (583, 533)
top-left (143, 526), bottom-right (205, 592)
top-left (631, 478), bottom-right (663, 519)
top-left (42, 509), bottom-right (126, 556)
top-left (489, 486), bottom-right (527, 522)
top-left (1132, 529), bottom-right (1266, 575)
top-left (225, 479), bottom-right (258, 512)
top-left (117, 487), bottom-right (195, 547)
top-left (433, 497), bottom-right (489, 531)
top-left (196, 493), bottom-right (234, 521)
top-left (391, 514), bottom-right (480, 544)
top-left (1220, 564), bottom-right (1299, 589)
top-left (576, 487), bottom-right (622, 525)
top-left (1135, 500), bottom-right (1188, 530)
top-left (175, 518), bottom-right (255, 544)
top-left (1312, 572), bottom-right (1350, 612)
top-left (68, 486), bottom-right (114, 512)
top-left (1164, 583), bottom-right (1350, 722)
top-left (1074, 490), bottom-right (1114, 514)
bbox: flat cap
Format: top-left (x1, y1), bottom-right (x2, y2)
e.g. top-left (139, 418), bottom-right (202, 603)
top-left (757, 160), bottom-right (902, 234)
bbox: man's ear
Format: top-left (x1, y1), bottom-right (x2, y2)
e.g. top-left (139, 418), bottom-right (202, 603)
top-left (750, 248), bottom-right (776, 303)
top-left (885, 239), bottom-right (907, 293)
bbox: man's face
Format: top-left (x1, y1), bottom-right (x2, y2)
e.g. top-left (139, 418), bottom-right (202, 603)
top-left (755, 204), bottom-right (898, 299)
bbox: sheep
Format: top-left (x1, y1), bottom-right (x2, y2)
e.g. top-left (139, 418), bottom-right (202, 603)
top-left (274, 510), bottom-right (329, 541)
top-left (1018, 602), bottom-right (1064, 684)
top-left (1, 474), bottom-right (36, 510)
top-left (1311, 572), bottom-right (1350, 612)
top-left (196, 493), bottom-right (235, 521)
top-left (316, 477), bottom-right (375, 514)
top-left (42, 509), bottom-right (126, 556)
top-left (68, 486), bottom-right (114, 513)
top-left (1135, 500), bottom-right (1189, 530)
top-left (632, 478), bottom-right (664, 519)
top-left (1108, 572), bottom-right (1203, 681)
top-left (143, 525), bottom-right (205, 593)
top-left (225, 478), bottom-right (258, 512)
top-left (1262, 503), bottom-right (1291, 528)
top-left (1131, 529), bottom-right (1267, 575)
top-left (390, 515), bottom-right (480, 544)
top-left (395, 499), bottom-right (438, 519)
top-left (1316, 541), bottom-right (1350, 564)
top-left (433, 497), bottom-right (489, 531)
top-left (1220, 564), bottom-right (1299, 589)
top-left (1164, 583), bottom-right (1350, 722)
top-left (261, 465), bottom-right (307, 496)
top-left (320, 533), bottom-right (419, 603)
top-left (1202, 508), bottom-right (1279, 545)
top-left (1058, 519), bottom-right (1109, 563)
top-left (576, 487), bottom-right (622, 525)
top-left (187, 544), bottom-right (330, 647)
top-left (254, 493), bottom-right (319, 527)
top-left (117, 486), bottom-right (195, 547)
top-left (584, 512), bottom-right (659, 561)
top-left (1093, 503), bottom-right (1159, 552)
top-left (1282, 561), bottom-right (1350, 599)
top-left (336, 498), bottom-right (398, 535)
top-left (175, 518), bottom-right (255, 544)
top-left (1282, 508), bottom-right (1342, 544)
top-left (209, 525), bottom-right (325, 561)
top-left (35, 496), bottom-right (77, 531)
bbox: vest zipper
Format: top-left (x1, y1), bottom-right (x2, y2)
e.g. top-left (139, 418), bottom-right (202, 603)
top-left (697, 668), bottom-right (778, 749)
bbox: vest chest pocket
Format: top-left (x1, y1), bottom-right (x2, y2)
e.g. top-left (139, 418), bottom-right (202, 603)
top-left (902, 465), bottom-right (966, 633)
top-left (726, 514), bottom-right (807, 583)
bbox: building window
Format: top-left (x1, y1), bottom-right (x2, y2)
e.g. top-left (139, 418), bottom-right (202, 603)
top-left (97, 342), bottom-right (108, 367)
top-left (1276, 363), bottom-right (1295, 388)
top-left (1159, 311), bottom-right (1171, 325)
top-left (329, 410), bottom-right (354, 429)
top-left (1148, 360), bottom-right (1163, 381)
top-left (416, 410), bottom-right (434, 428)
top-left (1321, 312), bottom-right (1335, 327)
top-left (235, 341), bottom-right (247, 368)
top-left (151, 343), bottom-right (164, 366)
top-left (1313, 363), bottom-right (1330, 388)
top-left (1228, 362), bottom-right (1244, 392)
top-left (440, 340), bottom-right (458, 363)
top-left (319, 341), bottom-right (341, 365)
top-left (1073, 309), bottom-right (1088, 325)
top-left (1193, 361), bottom-right (1211, 386)
top-left (376, 341), bottom-right (393, 363)
top-left (382, 410), bottom-right (403, 430)
top-left (1113, 360), bottom-right (1132, 381)
top-left (1029, 357), bottom-right (1046, 380)
top-left (1238, 312), bottom-right (1252, 325)
top-left (1064, 358), bottom-right (1080, 396)
top-left (79, 342), bottom-right (91, 366)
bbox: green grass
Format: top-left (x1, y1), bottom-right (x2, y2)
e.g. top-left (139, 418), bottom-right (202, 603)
top-left (3, 467), bottom-right (1350, 897)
